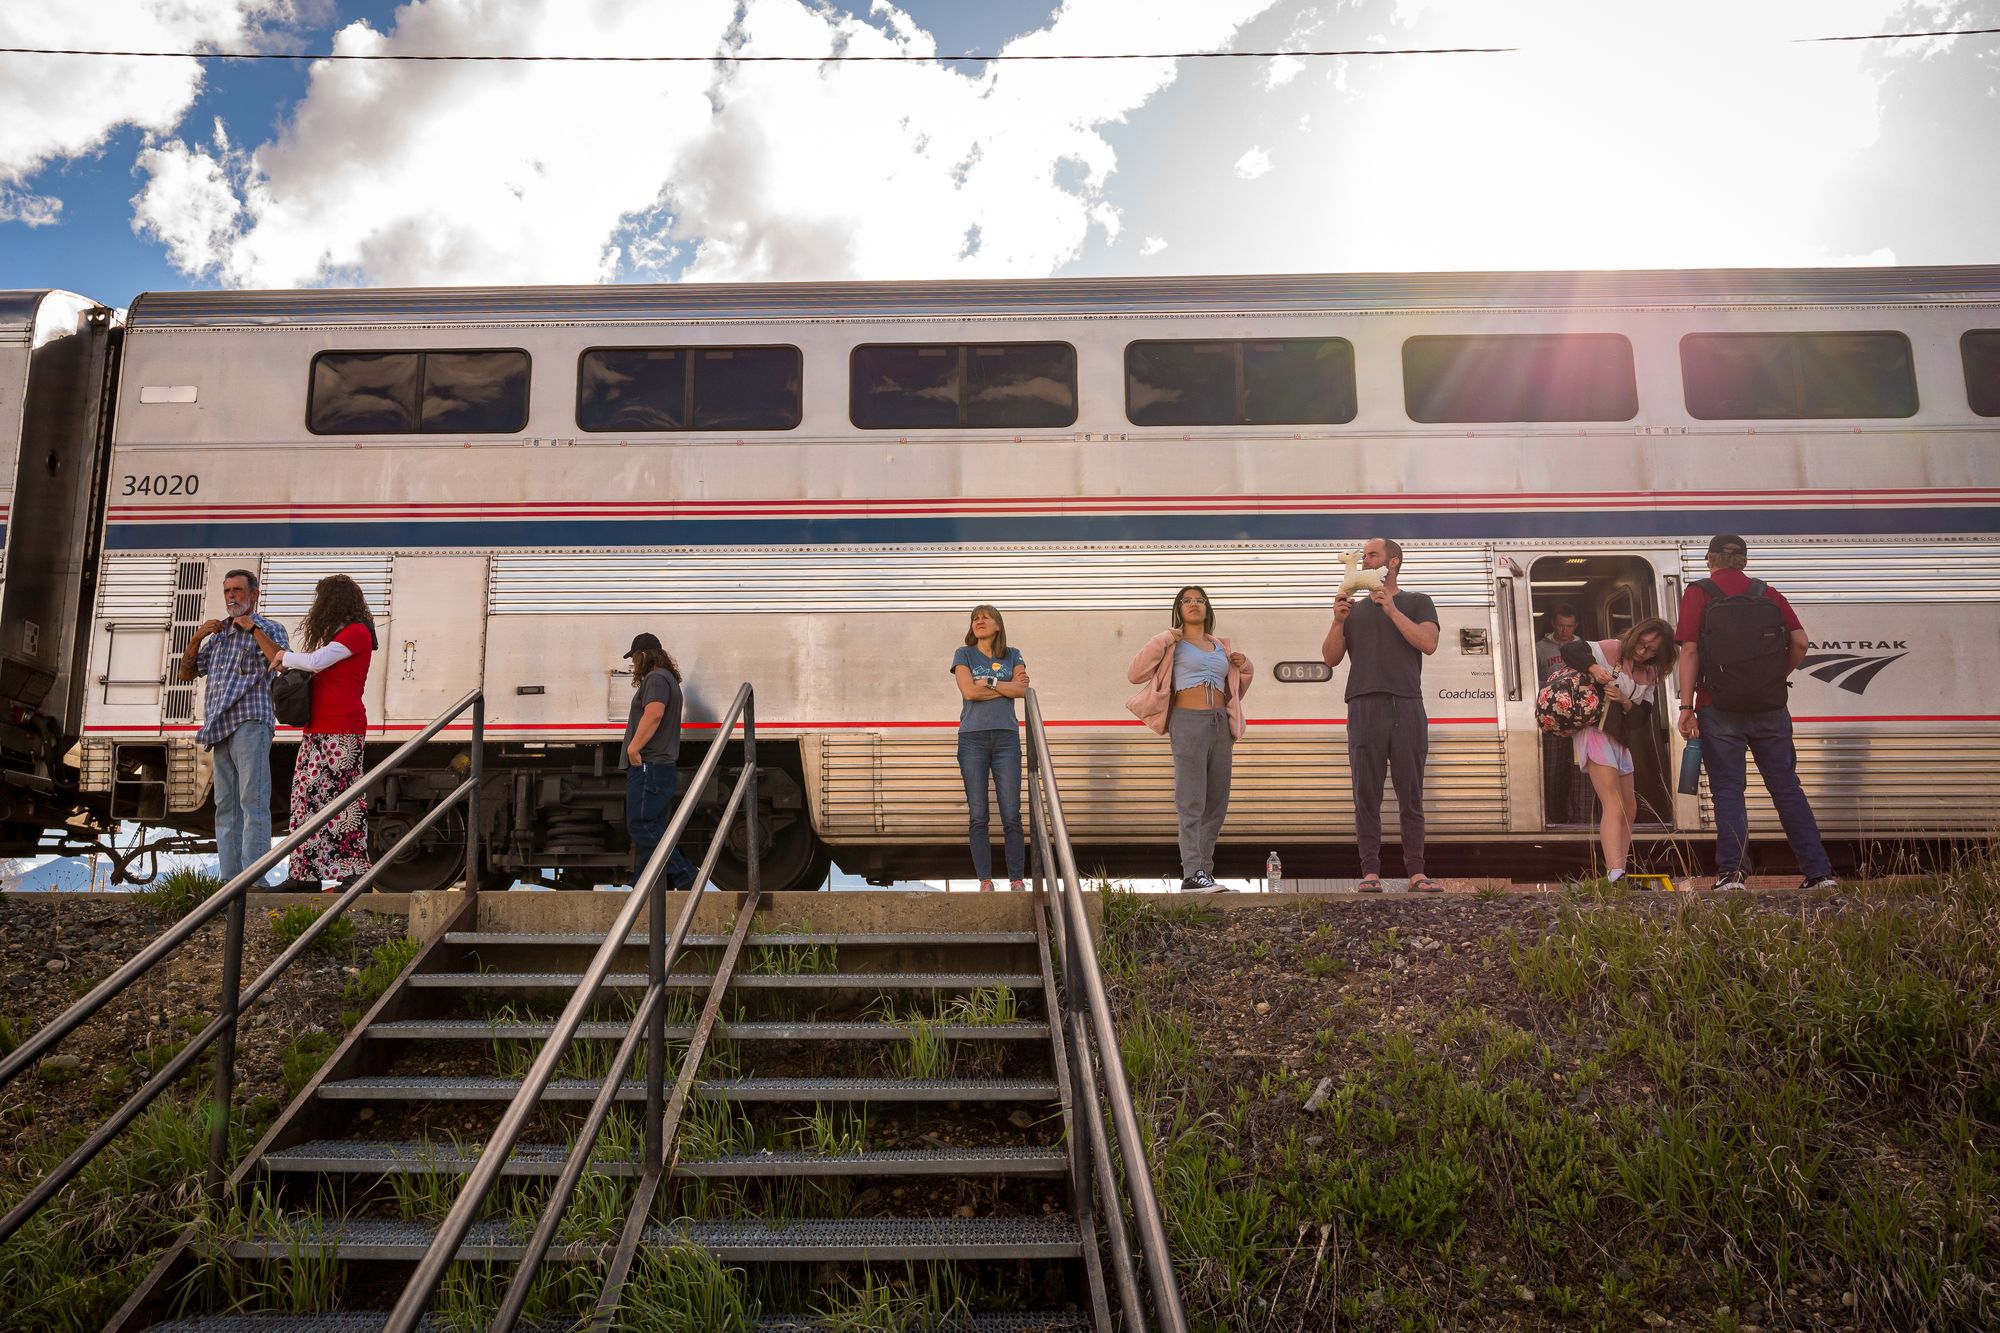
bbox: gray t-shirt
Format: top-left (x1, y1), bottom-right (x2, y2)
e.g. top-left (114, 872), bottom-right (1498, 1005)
top-left (952, 645), bottom-right (1025, 732)
top-left (623, 668), bottom-right (683, 765)
top-left (1342, 590), bottom-right (1439, 701)
top-left (1535, 634), bottom-right (1580, 683)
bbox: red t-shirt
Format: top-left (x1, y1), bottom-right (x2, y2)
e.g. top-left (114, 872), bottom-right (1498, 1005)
top-left (1674, 569), bottom-right (1802, 709)
top-left (307, 622), bottom-right (373, 734)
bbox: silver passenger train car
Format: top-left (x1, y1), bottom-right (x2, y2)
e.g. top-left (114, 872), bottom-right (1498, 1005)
top-left (4, 268), bottom-right (1998, 889)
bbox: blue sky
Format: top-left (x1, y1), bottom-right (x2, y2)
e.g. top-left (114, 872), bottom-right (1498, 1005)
top-left (2, 1), bottom-right (1996, 306)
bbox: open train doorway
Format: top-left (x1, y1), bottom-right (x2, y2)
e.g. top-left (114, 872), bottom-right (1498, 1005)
top-left (1529, 555), bottom-right (1674, 835)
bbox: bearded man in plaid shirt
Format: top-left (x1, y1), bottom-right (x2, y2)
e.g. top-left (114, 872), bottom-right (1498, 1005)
top-left (178, 569), bottom-right (289, 882)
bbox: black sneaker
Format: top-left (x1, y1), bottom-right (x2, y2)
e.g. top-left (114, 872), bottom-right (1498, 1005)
top-left (1800, 874), bottom-right (1840, 891)
top-left (1712, 870), bottom-right (1748, 892)
top-left (1184, 872), bottom-right (1233, 894)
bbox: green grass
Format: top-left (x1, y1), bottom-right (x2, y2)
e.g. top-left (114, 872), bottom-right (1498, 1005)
top-left (134, 867), bottom-right (224, 919)
top-left (1105, 858), bottom-right (2000, 1332)
top-left (265, 903), bottom-right (355, 957)
top-left (344, 933), bottom-right (420, 1007)
top-left (615, 1243), bottom-right (757, 1331)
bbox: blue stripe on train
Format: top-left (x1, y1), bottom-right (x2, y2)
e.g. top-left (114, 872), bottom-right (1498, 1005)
top-left (102, 506), bottom-right (2000, 550)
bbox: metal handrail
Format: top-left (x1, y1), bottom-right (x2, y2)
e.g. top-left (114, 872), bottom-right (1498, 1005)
top-left (0, 687), bottom-right (487, 1247)
top-left (1024, 688), bottom-right (1189, 1333)
top-left (384, 681), bottom-right (760, 1333)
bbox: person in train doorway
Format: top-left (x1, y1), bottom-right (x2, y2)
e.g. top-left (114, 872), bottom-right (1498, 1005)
top-left (259, 574), bottom-right (375, 892)
top-left (1126, 586), bottom-right (1254, 893)
top-left (623, 633), bottom-right (699, 892)
top-left (1558, 618), bottom-right (1677, 885)
top-left (1674, 535), bottom-right (1838, 892)
top-left (950, 604), bottom-right (1030, 892)
top-left (1321, 538), bottom-right (1441, 893)
top-left (1534, 602), bottom-right (1584, 826)
top-left (179, 568), bottom-right (289, 885)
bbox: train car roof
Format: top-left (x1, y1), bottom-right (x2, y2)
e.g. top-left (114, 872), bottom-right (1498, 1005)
top-left (0, 290), bottom-right (108, 345)
top-left (122, 265), bottom-right (2000, 330)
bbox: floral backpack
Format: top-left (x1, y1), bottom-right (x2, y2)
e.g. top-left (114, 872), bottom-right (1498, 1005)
top-left (1534, 664), bottom-right (1608, 737)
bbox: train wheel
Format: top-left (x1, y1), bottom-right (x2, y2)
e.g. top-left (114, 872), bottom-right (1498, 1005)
top-left (707, 804), bottom-right (832, 893)
top-left (368, 811), bottom-right (468, 894)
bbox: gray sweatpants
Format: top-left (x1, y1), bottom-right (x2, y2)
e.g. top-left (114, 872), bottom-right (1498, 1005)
top-left (1348, 693), bottom-right (1428, 877)
top-left (1169, 707), bottom-right (1234, 877)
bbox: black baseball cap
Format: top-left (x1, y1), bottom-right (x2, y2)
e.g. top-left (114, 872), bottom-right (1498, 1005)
top-left (623, 632), bottom-right (663, 658)
top-left (1706, 534), bottom-right (1748, 557)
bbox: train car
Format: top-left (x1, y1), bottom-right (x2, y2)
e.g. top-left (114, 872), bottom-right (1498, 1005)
top-left (21, 267), bottom-right (2000, 889)
top-left (0, 291), bottom-right (118, 849)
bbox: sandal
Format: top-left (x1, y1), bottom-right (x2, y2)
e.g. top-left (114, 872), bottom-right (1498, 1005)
top-left (1408, 874), bottom-right (1442, 893)
top-left (1357, 874), bottom-right (1383, 893)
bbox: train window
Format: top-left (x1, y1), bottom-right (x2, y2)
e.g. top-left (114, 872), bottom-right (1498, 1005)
top-left (309, 349), bottom-right (529, 434)
top-left (1964, 331), bottom-right (2000, 417)
top-left (851, 342), bottom-right (1077, 429)
top-left (576, 346), bottom-right (801, 432)
top-left (1403, 334), bottom-right (1638, 423)
top-left (1681, 332), bottom-right (1917, 419)
top-left (1125, 338), bottom-right (1357, 426)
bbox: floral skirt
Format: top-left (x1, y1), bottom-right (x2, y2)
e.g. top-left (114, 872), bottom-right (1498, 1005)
top-left (290, 732), bottom-right (371, 880)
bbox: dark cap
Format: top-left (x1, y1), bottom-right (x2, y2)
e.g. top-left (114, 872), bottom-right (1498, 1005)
top-left (623, 632), bottom-right (663, 659)
top-left (1706, 534), bottom-right (1748, 557)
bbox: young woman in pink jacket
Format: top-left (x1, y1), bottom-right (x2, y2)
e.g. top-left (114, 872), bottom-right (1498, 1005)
top-left (1126, 586), bottom-right (1254, 892)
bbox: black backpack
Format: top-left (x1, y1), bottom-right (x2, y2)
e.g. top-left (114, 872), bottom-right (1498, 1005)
top-left (1695, 578), bottom-right (1790, 712)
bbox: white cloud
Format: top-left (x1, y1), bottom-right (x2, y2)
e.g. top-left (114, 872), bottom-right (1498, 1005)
top-left (129, 0), bottom-right (1282, 287)
top-left (1139, 235), bottom-right (1168, 255)
top-left (1234, 146), bottom-right (1273, 179)
top-left (0, 2), bottom-right (293, 187)
top-left (0, 186), bottom-right (62, 226)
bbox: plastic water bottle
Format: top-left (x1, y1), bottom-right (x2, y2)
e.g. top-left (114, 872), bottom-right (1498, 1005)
top-left (1266, 850), bottom-right (1285, 895)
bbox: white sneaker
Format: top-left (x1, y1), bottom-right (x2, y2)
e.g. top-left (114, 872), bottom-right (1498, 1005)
top-left (1800, 874), bottom-right (1840, 891)
top-left (1712, 870), bottom-right (1748, 891)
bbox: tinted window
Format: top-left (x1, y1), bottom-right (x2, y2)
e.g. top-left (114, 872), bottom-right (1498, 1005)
top-left (1963, 331), bottom-right (2000, 417)
top-left (309, 352), bottom-right (419, 433)
top-left (1403, 334), bottom-right (1637, 423)
top-left (1126, 338), bottom-right (1356, 426)
top-left (576, 346), bottom-right (801, 433)
top-left (1681, 332), bottom-right (1916, 419)
top-left (852, 343), bottom-right (1077, 429)
top-left (309, 349), bottom-right (528, 434)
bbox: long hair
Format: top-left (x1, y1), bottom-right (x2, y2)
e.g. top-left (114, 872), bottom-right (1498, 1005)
top-left (963, 604), bottom-right (1008, 658)
top-left (300, 574), bottom-right (377, 652)
top-left (629, 645), bottom-right (682, 685)
top-left (1169, 585), bottom-right (1215, 635)
top-left (1619, 616), bottom-right (1679, 679)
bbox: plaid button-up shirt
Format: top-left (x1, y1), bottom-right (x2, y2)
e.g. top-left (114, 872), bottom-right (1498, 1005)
top-left (195, 613), bottom-right (290, 748)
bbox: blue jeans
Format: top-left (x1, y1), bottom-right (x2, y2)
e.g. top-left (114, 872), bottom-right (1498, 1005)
top-left (211, 719), bottom-right (273, 883)
top-left (1698, 706), bottom-right (1831, 879)
top-left (627, 762), bottom-right (698, 889)
top-left (957, 729), bottom-right (1025, 881)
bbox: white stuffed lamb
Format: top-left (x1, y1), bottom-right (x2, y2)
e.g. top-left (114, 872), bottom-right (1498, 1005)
top-left (1337, 549), bottom-right (1387, 600)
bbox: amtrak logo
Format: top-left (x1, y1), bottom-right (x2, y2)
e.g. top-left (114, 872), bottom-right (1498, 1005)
top-left (1798, 644), bottom-right (1907, 696)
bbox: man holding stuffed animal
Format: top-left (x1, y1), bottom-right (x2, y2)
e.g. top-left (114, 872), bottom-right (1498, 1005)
top-left (1674, 534), bottom-right (1837, 892)
top-left (1321, 538), bottom-right (1442, 892)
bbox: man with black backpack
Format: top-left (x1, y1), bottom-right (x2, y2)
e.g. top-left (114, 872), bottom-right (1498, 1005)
top-left (1674, 534), bottom-right (1837, 891)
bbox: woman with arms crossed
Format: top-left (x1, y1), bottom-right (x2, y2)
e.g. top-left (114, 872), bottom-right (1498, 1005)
top-left (951, 605), bottom-right (1030, 892)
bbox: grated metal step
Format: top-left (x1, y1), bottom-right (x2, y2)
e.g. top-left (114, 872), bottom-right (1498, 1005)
top-left (262, 1140), bottom-right (1068, 1179)
top-left (444, 930), bottom-right (1038, 948)
top-left (224, 1215), bottom-right (1082, 1262)
top-left (409, 970), bottom-right (1041, 991)
top-left (367, 1018), bottom-right (1051, 1042)
top-left (316, 1075), bottom-right (1060, 1104)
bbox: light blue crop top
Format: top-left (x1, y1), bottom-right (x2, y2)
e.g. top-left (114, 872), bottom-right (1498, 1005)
top-left (1173, 638), bottom-right (1228, 692)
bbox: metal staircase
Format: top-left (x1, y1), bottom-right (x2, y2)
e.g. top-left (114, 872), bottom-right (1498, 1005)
top-left (5, 684), bottom-right (1184, 1331)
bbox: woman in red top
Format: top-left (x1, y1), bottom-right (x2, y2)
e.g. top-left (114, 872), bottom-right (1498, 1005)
top-left (262, 574), bottom-right (376, 889)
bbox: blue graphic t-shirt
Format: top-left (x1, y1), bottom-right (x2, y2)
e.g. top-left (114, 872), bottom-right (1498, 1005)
top-left (950, 645), bottom-right (1026, 732)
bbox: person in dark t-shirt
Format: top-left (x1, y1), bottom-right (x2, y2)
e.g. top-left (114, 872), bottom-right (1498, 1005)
top-left (622, 632), bottom-right (698, 890)
top-left (1320, 538), bottom-right (1441, 892)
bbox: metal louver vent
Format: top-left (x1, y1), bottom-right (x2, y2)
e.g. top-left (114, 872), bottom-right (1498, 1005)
top-left (95, 556), bottom-right (178, 623)
top-left (1680, 541), bottom-right (2000, 603)
top-left (259, 555), bottom-right (394, 619)
top-left (163, 558), bottom-right (207, 722)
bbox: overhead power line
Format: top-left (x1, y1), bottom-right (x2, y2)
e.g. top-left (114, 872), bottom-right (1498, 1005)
top-left (0, 27), bottom-right (1993, 64)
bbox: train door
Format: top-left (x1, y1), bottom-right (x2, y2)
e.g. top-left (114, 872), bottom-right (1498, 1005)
top-left (1495, 550), bottom-right (1687, 835)
top-left (382, 555), bottom-right (489, 723)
